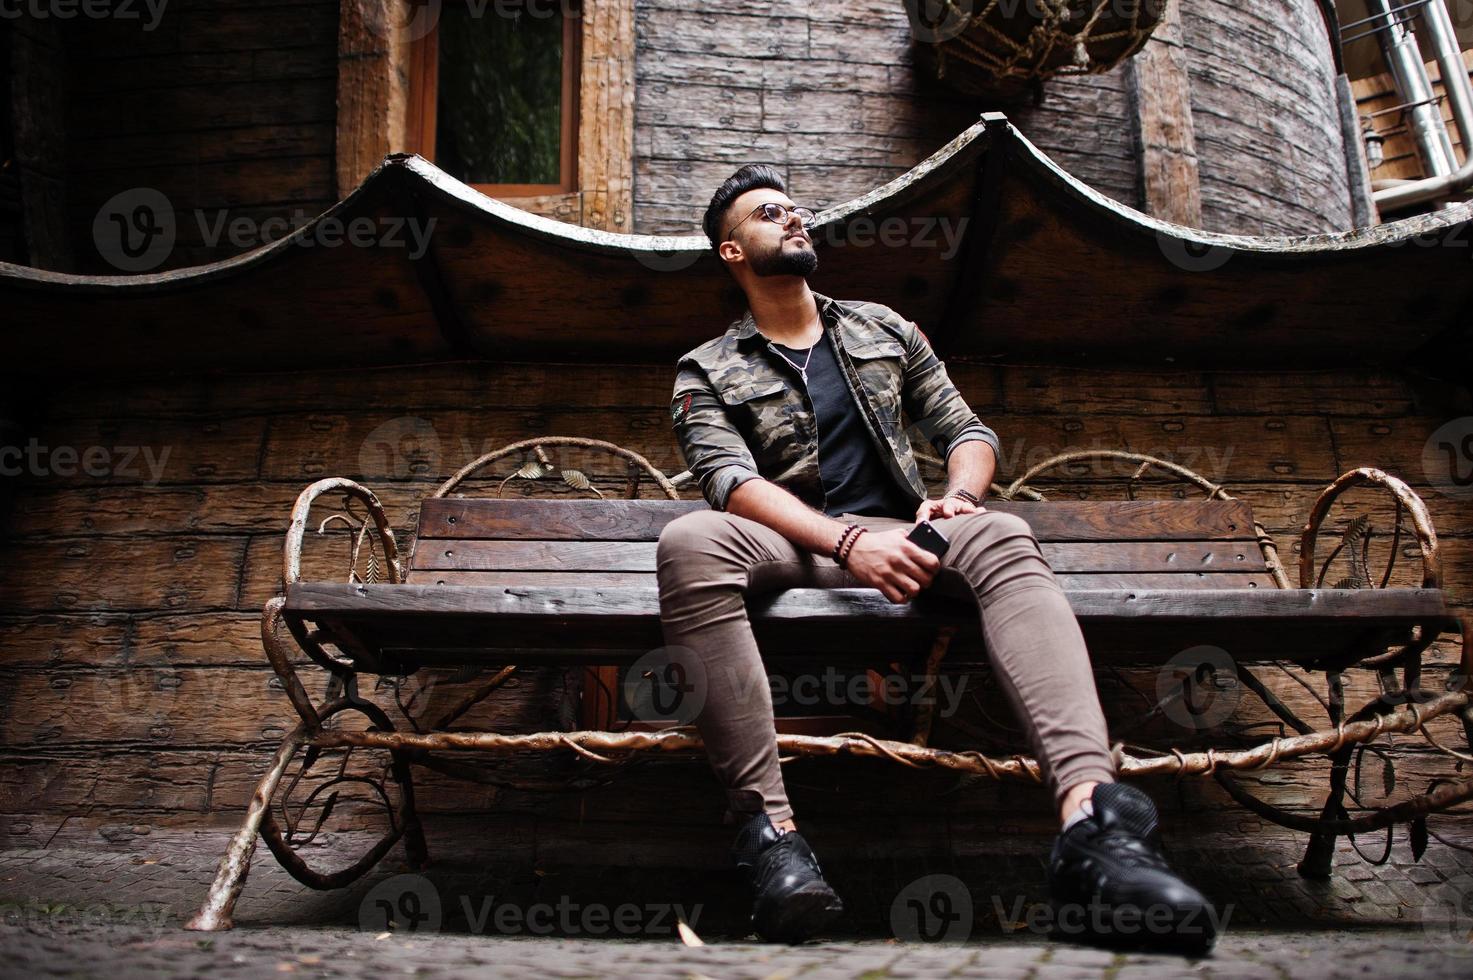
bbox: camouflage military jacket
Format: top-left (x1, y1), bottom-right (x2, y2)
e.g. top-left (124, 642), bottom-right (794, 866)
top-left (670, 291), bottom-right (999, 513)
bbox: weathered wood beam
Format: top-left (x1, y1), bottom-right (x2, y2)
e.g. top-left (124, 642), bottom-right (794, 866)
top-left (1126, 0), bottom-right (1201, 227)
top-left (933, 114), bottom-right (1009, 357)
top-left (391, 167), bottom-right (477, 357)
top-left (336, 0), bottom-right (411, 200)
top-left (8, 13), bottom-right (73, 271)
top-left (576, 0), bottom-right (636, 233)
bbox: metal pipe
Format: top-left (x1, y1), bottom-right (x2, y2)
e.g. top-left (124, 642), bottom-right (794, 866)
top-left (1370, 0), bottom-right (1457, 178)
top-left (1423, 1), bottom-right (1473, 161)
top-left (1374, 0), bottom-right (1473, 210)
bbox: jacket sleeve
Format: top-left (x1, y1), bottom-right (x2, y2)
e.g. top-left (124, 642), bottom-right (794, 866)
top-left (670, 362), bottom-right (764, 511)
top-left (896, 317), bottom-right (1001, 467)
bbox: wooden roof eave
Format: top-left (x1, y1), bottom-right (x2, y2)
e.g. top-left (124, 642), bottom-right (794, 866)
top-left (3, 111), bottom-right (1470, 376)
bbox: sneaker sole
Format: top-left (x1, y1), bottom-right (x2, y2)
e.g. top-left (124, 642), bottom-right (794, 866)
top-left (755, 882), bottom-right (844, 944)
top-left (1045, 901), bottom-right (1217, 956)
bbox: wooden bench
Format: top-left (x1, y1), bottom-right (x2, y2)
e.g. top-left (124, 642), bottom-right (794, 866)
top-left (187, 448), bottom-right (1473, 931)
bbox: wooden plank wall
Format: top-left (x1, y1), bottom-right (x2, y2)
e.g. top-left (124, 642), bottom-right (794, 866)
top-left (1, 359), bottom-right (1469, 860)
top-left (632, 0), bottom-right (1141, 234)
top-left (57, 0), bottom-right (341, 273)
top-left (632, 0), bottom-right (1354, 237)
top-left (1173, 0), bottom-right (1351, 235)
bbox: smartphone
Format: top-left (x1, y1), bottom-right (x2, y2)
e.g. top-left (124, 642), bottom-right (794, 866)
top-left (906, 519), bottom-right (950, 558)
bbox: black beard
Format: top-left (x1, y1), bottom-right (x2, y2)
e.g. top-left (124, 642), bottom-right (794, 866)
top-left (749, 239), bottom-right (818, 278)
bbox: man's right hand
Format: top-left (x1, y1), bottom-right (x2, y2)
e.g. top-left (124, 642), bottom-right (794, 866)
top-left (843, 527), bottom-right (941, 604)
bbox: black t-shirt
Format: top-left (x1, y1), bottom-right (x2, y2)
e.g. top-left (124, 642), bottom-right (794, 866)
top-left (771, 331), bottom-right (914, 519)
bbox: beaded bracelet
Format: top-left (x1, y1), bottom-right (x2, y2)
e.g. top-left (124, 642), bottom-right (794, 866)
top-left (838, 527), bottom-right (867, 568)
top-left (832, 523), bottom-right (861, 565)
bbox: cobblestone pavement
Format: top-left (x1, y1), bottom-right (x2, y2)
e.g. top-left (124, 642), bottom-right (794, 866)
top-left (2, 922), bottom-right (1473, 980)
top-left (2, 829), bottom-right (1473, 978)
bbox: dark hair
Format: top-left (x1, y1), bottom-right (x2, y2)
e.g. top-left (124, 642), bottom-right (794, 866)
top-left (703, 164), bottom-right (786, 253)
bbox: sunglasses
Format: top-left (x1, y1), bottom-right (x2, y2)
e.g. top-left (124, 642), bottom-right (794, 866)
top-left (725, 202), bottom-right (818, 242)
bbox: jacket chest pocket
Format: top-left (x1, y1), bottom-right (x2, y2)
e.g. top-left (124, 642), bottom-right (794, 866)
top-left (719, 379), bottom-right (797, 460)
top-left (844, 340), bottom-right (906, 422)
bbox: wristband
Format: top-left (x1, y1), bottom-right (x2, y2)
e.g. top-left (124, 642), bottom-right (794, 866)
top-left (947, 488), bottom-right (981, 505)
top-left (838, 527), bottom-right (867, 568)
top-left (832, 523), bottom-right (861, 565)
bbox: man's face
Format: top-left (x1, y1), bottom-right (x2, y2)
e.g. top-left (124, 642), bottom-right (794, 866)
top-left (722, 189), bottom-right (817, 278)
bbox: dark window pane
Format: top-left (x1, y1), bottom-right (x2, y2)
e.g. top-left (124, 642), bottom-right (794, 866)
top-left (436, 6), bottom-right (564, 185)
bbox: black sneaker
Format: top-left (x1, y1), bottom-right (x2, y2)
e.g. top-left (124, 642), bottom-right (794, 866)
top-left (731, 813), bottom-right (844, 943)
top-left (1047, 783), bottom-right (1220, 955)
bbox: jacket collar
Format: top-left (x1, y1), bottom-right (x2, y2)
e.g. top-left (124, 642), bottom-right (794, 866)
top-left (731, 290), bottom-right (840, 351)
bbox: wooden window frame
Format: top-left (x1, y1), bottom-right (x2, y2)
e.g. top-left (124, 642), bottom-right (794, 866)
top-left (335, 0), bottom-right (632, 230)
top-left (405, 0), bottom-right (581, 197)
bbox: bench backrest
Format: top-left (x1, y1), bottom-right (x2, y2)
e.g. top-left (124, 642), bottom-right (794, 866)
top-left (405, 498), bottom-right (1274, 591)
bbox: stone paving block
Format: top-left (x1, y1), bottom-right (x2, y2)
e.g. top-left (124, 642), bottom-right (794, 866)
top-left (1356, 880), bottom-right (1405, 909)
top-left (1384, 878), bottom-right (1429, 907)
top-left (1407, 865), bottom-right (1445, 884)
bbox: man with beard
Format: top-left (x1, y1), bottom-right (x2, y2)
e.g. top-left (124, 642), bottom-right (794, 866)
top-left (656, 165), bottom-right (1218, 952)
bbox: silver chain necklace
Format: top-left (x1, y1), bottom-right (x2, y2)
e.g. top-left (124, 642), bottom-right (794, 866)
top-left (770, 336), bottom-right (818, 386)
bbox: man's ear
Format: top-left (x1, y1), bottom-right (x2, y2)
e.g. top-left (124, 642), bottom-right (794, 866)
top-left (718, 239), bottom-right (743, 265)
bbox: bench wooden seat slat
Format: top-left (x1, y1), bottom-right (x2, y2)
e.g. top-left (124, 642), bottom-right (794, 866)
top-left (279, 496), bottom-right (1453, 675)
top-left (292, 582), bottom-right (1450, 623)
top-left (289, 583), bottom-right (1449, 670)
top-left (409, 539), bottom-right (1267, 574)
top-left (405, 570), bottom-right (1277, 590)
top-left (415, 498), bottom-right (1258, 543)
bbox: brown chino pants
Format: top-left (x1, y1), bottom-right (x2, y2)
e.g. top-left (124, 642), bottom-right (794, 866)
top-left (655, 507), bottom-right (1118, 824)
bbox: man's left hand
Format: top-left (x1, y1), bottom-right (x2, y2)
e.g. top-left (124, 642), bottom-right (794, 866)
top-left (914, 495), bottom-right (985, 522)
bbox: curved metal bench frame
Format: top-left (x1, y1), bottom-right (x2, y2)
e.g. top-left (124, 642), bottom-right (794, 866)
top-left (186, 439), bottom-right (1473, 931)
